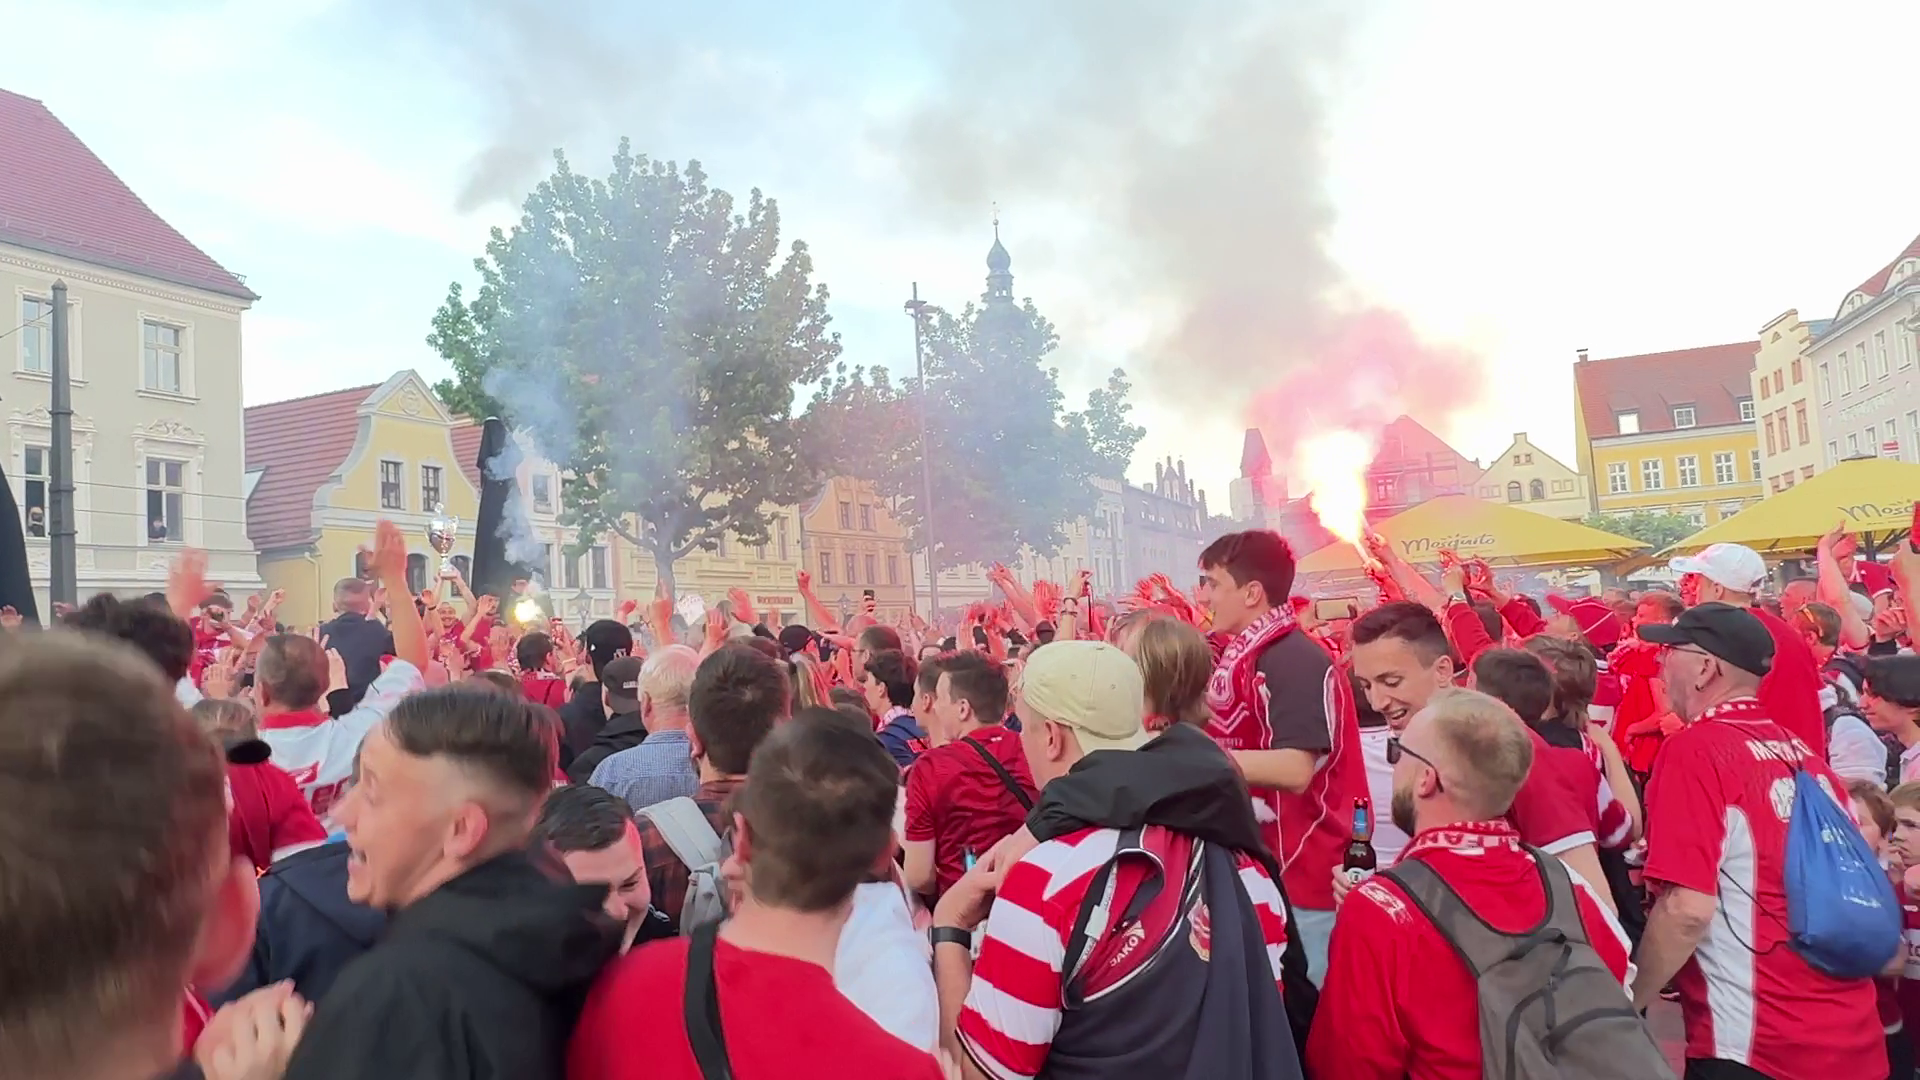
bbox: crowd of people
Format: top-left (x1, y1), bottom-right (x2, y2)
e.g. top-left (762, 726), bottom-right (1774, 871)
top-left (6, 512), bottom-right (1920, 1080)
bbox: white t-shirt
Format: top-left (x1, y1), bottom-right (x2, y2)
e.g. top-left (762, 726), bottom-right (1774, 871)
top-left (835, 881), bottom-right (938, 1051)
top-left (175, 676), bottom-right (203, 707)
top-left (259, 659), bottom-right (423, 827)
top-left (1358, 724), bottom-right (1410, 867)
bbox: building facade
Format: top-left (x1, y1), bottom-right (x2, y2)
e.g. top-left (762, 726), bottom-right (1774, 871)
top-left (1750, 309), bottom-right (1829, 492)
top-left (1123, 457), bottom-right (1208, 588)
top-left (1573, 343), bottom-right (1762, 527)
top-left (1364, 416), bottom-right (1478, 521)
top-left (799, 476), bottom-right (913, 624)
top-left (1470, 433), bottom-right (1588, 520)
top-left (1, 87), bottom-right (262, 612)
top-left (1810, 234), bottom-right (1920, 470)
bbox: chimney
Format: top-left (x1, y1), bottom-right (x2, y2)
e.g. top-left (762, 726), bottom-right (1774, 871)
top-left (1576, 348), bottom-right (1590, 364)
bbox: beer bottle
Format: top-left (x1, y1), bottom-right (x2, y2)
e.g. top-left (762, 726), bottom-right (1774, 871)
top-left (1342, 797), bottom-right (1377, 886)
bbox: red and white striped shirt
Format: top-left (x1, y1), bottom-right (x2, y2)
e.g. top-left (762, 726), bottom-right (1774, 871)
top-left (1578, 733), bottom-right (1633, 850)
top-left (956, 826), bottom-right (1288, 1080)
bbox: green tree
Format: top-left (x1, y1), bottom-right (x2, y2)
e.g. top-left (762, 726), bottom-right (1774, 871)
top-left (1068, 368), bottom-right (1147, 480)
top-left (1582, 510), bottom-right (1696, 551)
top-left (807, 296), bottom-right (1099, 568)
top-left (429, 142), bottom-right (839, 595)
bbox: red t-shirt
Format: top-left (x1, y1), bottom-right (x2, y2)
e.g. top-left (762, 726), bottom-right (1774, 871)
top-left (1610, 643), bottom-right (1666, 774)
top-left (1307, 820), bottom-right (1631, 1079)
top-left (568, 937), bottom-right (944, 1080)
top-left (1642, 697), bottom-right (1883, 1079)
top-left (903, 726), bottom-right (1037, 898)
top-left (1752, 606), bottom-right (1827, 761)
top-left (226, 760), bottom-right (328, 871)
top-left (1505, 727), bottom-right (1601, 854)
top-left (520, 672), bottom-right (568, 709)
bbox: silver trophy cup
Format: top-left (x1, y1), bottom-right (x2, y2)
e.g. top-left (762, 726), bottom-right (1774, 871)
top-left (426, 504), bottom-right (460, 578)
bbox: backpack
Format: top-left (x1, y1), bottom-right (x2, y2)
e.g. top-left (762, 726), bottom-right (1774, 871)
top-left (636, 797), bottom-right (731, 934)
top-left (1384, 848), bottom-right (1674, 1080)
top-left (1820, 658), bottom-right (1902, 782)
top-left (1783, 768), bottom-right (1903, 977)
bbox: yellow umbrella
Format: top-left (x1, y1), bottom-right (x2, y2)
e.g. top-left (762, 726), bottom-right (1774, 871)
top-left (1664, 457), bottom-right (1920, 555)
top-left (1296, 495), bottom-right (1648, 574)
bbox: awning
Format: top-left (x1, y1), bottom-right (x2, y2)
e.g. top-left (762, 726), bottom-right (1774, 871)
top-left (1296, 494), bottom-right (1647, 574)
top-left (1664, 457), bottom-right (1920, 555)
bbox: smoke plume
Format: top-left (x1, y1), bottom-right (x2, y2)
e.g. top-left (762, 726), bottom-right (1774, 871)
top-left (883, 0), bottom-right (1486, 504)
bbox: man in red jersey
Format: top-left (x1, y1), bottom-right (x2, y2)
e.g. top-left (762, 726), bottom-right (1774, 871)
top-left (1670, 543), bottom-right (1827, 760)
top-left (569, 712), bottom-right (944, 1080)
top-left (1633, 602), bottom-right (1884, 1079)
top-left (1200, 529), bottom-right (1365, 986)
top-left (904, 651), bottom-right (1035, 900)
top-left (1309, 688), bottom-right (1643, 1078)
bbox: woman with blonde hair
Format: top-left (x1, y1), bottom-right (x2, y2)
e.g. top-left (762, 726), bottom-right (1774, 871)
top-left (1122, 615), bottom-right (1215, 733)
top-left (790, 650), bottom-right (833, 711)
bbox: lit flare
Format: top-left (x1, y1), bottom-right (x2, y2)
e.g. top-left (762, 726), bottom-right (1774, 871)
top-left (1296, 429), bottom-right (1374, 546)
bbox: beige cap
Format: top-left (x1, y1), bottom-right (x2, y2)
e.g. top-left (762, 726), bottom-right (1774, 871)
top-left (1018, 640), bottom-right (1150, 754)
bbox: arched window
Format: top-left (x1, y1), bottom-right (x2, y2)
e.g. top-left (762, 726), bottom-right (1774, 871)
top-left (406, 553), bottom-right (427, 596)
top-left (450, 554), bottom-right (472, 581)
top-left (1529, 479), bottom-right (1546, 501)
top-left (1506, 481), bottom-right (1523, 502)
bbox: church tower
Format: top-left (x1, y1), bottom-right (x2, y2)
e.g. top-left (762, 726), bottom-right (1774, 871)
top-left (984, 210), bottom-right (1014, 308)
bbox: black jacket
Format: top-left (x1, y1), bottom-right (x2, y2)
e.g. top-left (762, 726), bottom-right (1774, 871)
top-left (210, 842), bottom-right (385, 1008)
top-left (556, 681), bottom-right (607, 769)
top-left (281, 851), bottom-right (617, 1080)
top-left (566, 710), bottom-right (646, 784)
top-left (314, 611), bottom-right (394, 706)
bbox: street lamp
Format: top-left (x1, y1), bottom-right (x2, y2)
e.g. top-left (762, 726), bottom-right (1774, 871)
top-left (904, 283), bottom-right (941, 616)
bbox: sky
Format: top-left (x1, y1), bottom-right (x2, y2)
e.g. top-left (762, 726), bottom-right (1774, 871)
top-left (7, 0), bottom-right (1920, 505)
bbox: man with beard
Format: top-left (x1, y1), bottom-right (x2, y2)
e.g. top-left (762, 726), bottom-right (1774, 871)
top-left (1308, 688), bottom-right (1646, 1078)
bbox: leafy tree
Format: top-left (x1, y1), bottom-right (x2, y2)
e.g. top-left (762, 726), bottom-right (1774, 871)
top-left (1582, 510), bottom-right (1696, 551)
top-left (429, 141), bottom-right (839, 595)
top-left (1068, 368), bottom-right (1147, 480)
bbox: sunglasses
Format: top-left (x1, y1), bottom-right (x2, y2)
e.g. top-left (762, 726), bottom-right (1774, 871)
top-left (1386, 736), bottom-right (1445, 792)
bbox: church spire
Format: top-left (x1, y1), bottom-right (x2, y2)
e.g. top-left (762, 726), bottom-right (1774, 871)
top-left (985, 204), bottom-right (1013, 305)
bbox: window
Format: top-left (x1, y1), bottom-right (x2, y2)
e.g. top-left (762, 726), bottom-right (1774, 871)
top-left (1839, 354), bottom-right (1852, 393)
top-left (865, 554), bottom-right (877, 583)
top-left (1782, 472), bottom-right (1795, 490)
top-left (1868, 425), bottom-right (1879, 454)
top-left (1738, 397), bottom-right (1755, 421)
top-left (1857, 342), bottom-right (1870, 386)
top-left (1903, 335), bottom-right (1916, 371)
top-left (1682, 506), bottom-right (1706, 528)
top-left (844, 553), bottom-right (857, 582)
top-left (1552, 479), bottom-right (1574, 493)
top-left (1750, 448), bottom-right (1760, 480)
top-left (531, 475), bottom-right (553, 514)
top-left (1672, 406), bottom-right (1697, 428)
top-left (1759, 380), bottom-right (1770, 401)
top-left (1506, 480), bottom-right (1522, 502)
top-left (20, 296), bottom-right (49, 374)
top-left (1819, 362), bottom-right (1832, 402)
top-left (887, 555), bottom-right (899, 585)
top-left (420, 465), bottom-right (443, 512)
top-left (1615, 410), bottom-right (1640, 434)
top-left (1796, 403), bottom-right (1809, 445)
top-left (145, 458), bottom-right (186, 542)
top-left (406, 554), bottom-right (427, 595)
top-left (537, 543), bottom-right (553, 581)
top-left (716, 533), bottom-right (728, 559)
top-left (590, 546), bottom-right (608, 589)
top-left (21, 445), bottom-right (46, 537)
top-left (1876, 331), bottom-right (1890, 378)
top-left (1641, 459), bottom-right (1664, 490)
top-left (562, 548), bottom-right (580, 589)
top-left (1529, 478), bottom-right (1546, 500)
top-left (1677, 455), bottom-right (1699, 487)
top-left (1764, 417), bottom-right (1776, 455)
top-left (141, 320), bottom-right (183, 393)
top-left (1827, 440), bottom-right (1839, 466)
top-left (1848, 433), bottom-right (1860, 456)
top-left (1607, 462), bottom-right (1629, 494)
top-left (1910, 411), bottom-right (1920, 459)
top-left (859, 504), bottom-right (873, 531)
top-left (1792, 358), bottom-right (1805, 383)
top-left (1480, 484), bottom-right (1498, 498)
top-left (1712, 451), bottom-right (1736, 485)
top-left (777, 516), bottom-right (790, 561)
top-left (379, 461), bottom-right (404, 510)
top-left (451, 554), bottom-right (471, 581)
top-left (838, 501), bottom-right (853, 529)
top-left (1890, 417), bottom-right (1901, 457)
top-left (354, 550), bottom-right (372, 579)
top-left (1802, 465), bottom-right (1816, 481)
top-left (819, 552), bottom-right (833, 583)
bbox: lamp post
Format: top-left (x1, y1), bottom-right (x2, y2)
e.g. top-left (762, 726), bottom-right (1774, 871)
top-left (904, 283), bottom-right (940, 616)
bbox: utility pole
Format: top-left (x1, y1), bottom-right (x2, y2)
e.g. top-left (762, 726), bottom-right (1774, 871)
top-left (49, 281), bottom-right (76, 609)
top-left (904, 283), bottom-right (940, 616)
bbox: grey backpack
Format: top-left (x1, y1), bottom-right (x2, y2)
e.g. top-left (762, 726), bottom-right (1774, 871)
top-left (1384, 848), bottom-right (1675, 1080)
top-left (636, 796), bottom-right (731, 935)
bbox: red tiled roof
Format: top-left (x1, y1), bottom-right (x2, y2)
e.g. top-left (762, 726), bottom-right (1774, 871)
top-left (1574, 342), bottom-right (1758, 439)
top-left (1372, 415), bottom-right (1471, 471)
top-left (449, 421), bottom-right (484, 491)
top-left (1838, 232), bottom-right (1920, 315)
top-left (0, 88), bottom-right (256, 300)
top-left (244, 385), bottom-right (378, 551)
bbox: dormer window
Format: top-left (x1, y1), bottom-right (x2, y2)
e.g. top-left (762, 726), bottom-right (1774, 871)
top-left (1672, 406), bottom-right (1697, 429)
top-left (1737, 398), bottom-right (1754, 422)
top-left (1616, 410), bottom-right (1641, 434)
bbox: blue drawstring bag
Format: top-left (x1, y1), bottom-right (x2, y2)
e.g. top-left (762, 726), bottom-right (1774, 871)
top-left (1784, 769), bottom-right (1901, 977)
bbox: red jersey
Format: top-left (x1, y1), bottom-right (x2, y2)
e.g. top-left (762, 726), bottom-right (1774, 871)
top-left (520, 671), bottom-right (568, 709)
top-left (1610, 643), bottom-right (1666, 774)
top-left (1507, 727), bottom-right (1601, 854)
top-left (1307, 821), bottom-right (1632, 1079)
top-left (1642, 697), bottom-right (1883, 1080)
top-left (568, 936), bottom-right (943, 1080)
top-left (1752, 606), bottom-right (1828, 761)
top-left (226, 760), bottom-right (328, 871)
top-left (903, 725), bottom-right (1036, 897)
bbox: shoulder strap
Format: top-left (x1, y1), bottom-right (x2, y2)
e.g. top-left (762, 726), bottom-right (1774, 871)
top-left (639, 797), bottom-right (726, 871)
top-left (1531, 847), bottom-right (1593, 947)
top-left (684, 921), bottom-right (734, 1080)
top-left (964, 735), bottom-right (1035, 811)
top-left (1382, 856), bottom-right (1550, 979)
top-left (1061, 827), bottom-right (1168, 1001)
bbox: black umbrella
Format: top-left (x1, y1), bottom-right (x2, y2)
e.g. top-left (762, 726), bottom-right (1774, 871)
top-left (468, 417), bottom-right (539, 603)
top-left (0, 463), bottom-right (38, 624)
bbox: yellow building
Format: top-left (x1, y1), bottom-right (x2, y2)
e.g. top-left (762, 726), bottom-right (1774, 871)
top-left (610, 504), bottom-right (806, 626)
top-left (797, 477), bottom-right (915, 624)
top-left (1470, 433), bottom-right (1589, 521)
top-left (1572, 342), bottom-right (1762, 528)
top-left (244, 371), bottom-right (481, 627)
top-left (1750, 310), bottom-right (1828, 492)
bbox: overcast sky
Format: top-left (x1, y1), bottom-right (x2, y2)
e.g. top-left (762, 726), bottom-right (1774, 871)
top-left (7, 0), bottom-right (1918, 502)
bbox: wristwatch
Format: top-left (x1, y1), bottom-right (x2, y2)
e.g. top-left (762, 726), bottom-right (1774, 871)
top-left (930, 925), bottom-right (973, 951)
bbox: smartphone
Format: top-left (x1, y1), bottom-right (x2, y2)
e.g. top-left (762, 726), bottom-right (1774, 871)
top-left (863, 588), bottom-right (876, 601)
top-left (1314, 596), bottom-right (1361, 622)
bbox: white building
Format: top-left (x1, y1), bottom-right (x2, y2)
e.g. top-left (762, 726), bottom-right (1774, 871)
top-left (1810, 234), bottom-right (1920, 470)
top-left (0, 87), bottom-right (261, 610)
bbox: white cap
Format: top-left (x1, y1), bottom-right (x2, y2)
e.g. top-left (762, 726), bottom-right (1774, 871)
top-left (1669, 543), bottom-right (1767, 594)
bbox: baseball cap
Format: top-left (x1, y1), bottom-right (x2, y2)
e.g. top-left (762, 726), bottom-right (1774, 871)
top-left (581, 619), bottom-right (634, 676)
top-left (1636, 601), bottom-right (1775, 677)
top-left (1546, 595), bottom-right (1622, 649)
top-left (1017, 640), bottom-right (1149, 753)
top-left (1669, 543), bottom-right (1767, 594)
top-left (602, 655), bottom-right (644, 714)
top-left (777, 624), bottom-right (815, 657)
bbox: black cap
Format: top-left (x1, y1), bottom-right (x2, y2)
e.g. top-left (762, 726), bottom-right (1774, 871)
top-left (602, 655), bottom-right (644, 713)
top-left (777, 624), bottom-right (814, 657)
top-left (224, 736), bottom-right (272, 766)
top-left (581, 619), bottom-right (634, 676)
top-left (1636, 601), bottom-right (1774, 677)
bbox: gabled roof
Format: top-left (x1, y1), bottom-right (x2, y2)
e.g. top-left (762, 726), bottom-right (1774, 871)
top-left (244, 384), bottom-right (379, 550)
top-left (1372, 415), bottom-right (1474, 471)
top-left (0, 88), bottom-right (256, 300)
top-left (449, 422), bottom-right (484, 492)
top-left (1472, 433), bottom-right (1580, 486)
top-left (1837, 232), bottom-right (1920, 318)
top-left (1574, 342), bottom-right (1758, 439)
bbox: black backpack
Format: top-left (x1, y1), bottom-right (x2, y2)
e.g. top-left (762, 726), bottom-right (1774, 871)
top-left (1384, 848), bottom-right (1674, 1080)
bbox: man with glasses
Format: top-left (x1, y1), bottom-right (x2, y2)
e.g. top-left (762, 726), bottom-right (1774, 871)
top-left (1633, 602), bottom-right (1882, 1080)
top-left (1309, 687), bottom-right (1638, 1077)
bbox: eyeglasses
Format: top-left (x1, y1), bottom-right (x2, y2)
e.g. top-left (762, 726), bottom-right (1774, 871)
top-left (1385, 736), bottom-right (1445, 792)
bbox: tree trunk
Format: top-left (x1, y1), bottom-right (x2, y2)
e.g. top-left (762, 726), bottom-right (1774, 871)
top-left (653, 545), bottom-right (678, 602)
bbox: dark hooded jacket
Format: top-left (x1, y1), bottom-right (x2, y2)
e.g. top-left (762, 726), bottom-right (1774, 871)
top-left (566, 709), bottom-right (647, 784)
top-left (281, 851), bottom-right (616, 1080)
top-left (210, 841), bottom-right (385, 1008)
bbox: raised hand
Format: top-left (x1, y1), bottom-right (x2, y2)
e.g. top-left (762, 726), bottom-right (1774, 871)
top-left (0, 605), bottom-right (20, 630)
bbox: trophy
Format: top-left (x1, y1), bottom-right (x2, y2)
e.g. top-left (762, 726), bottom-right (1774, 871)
top-left (426, 504), bottom-right (460, 579)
